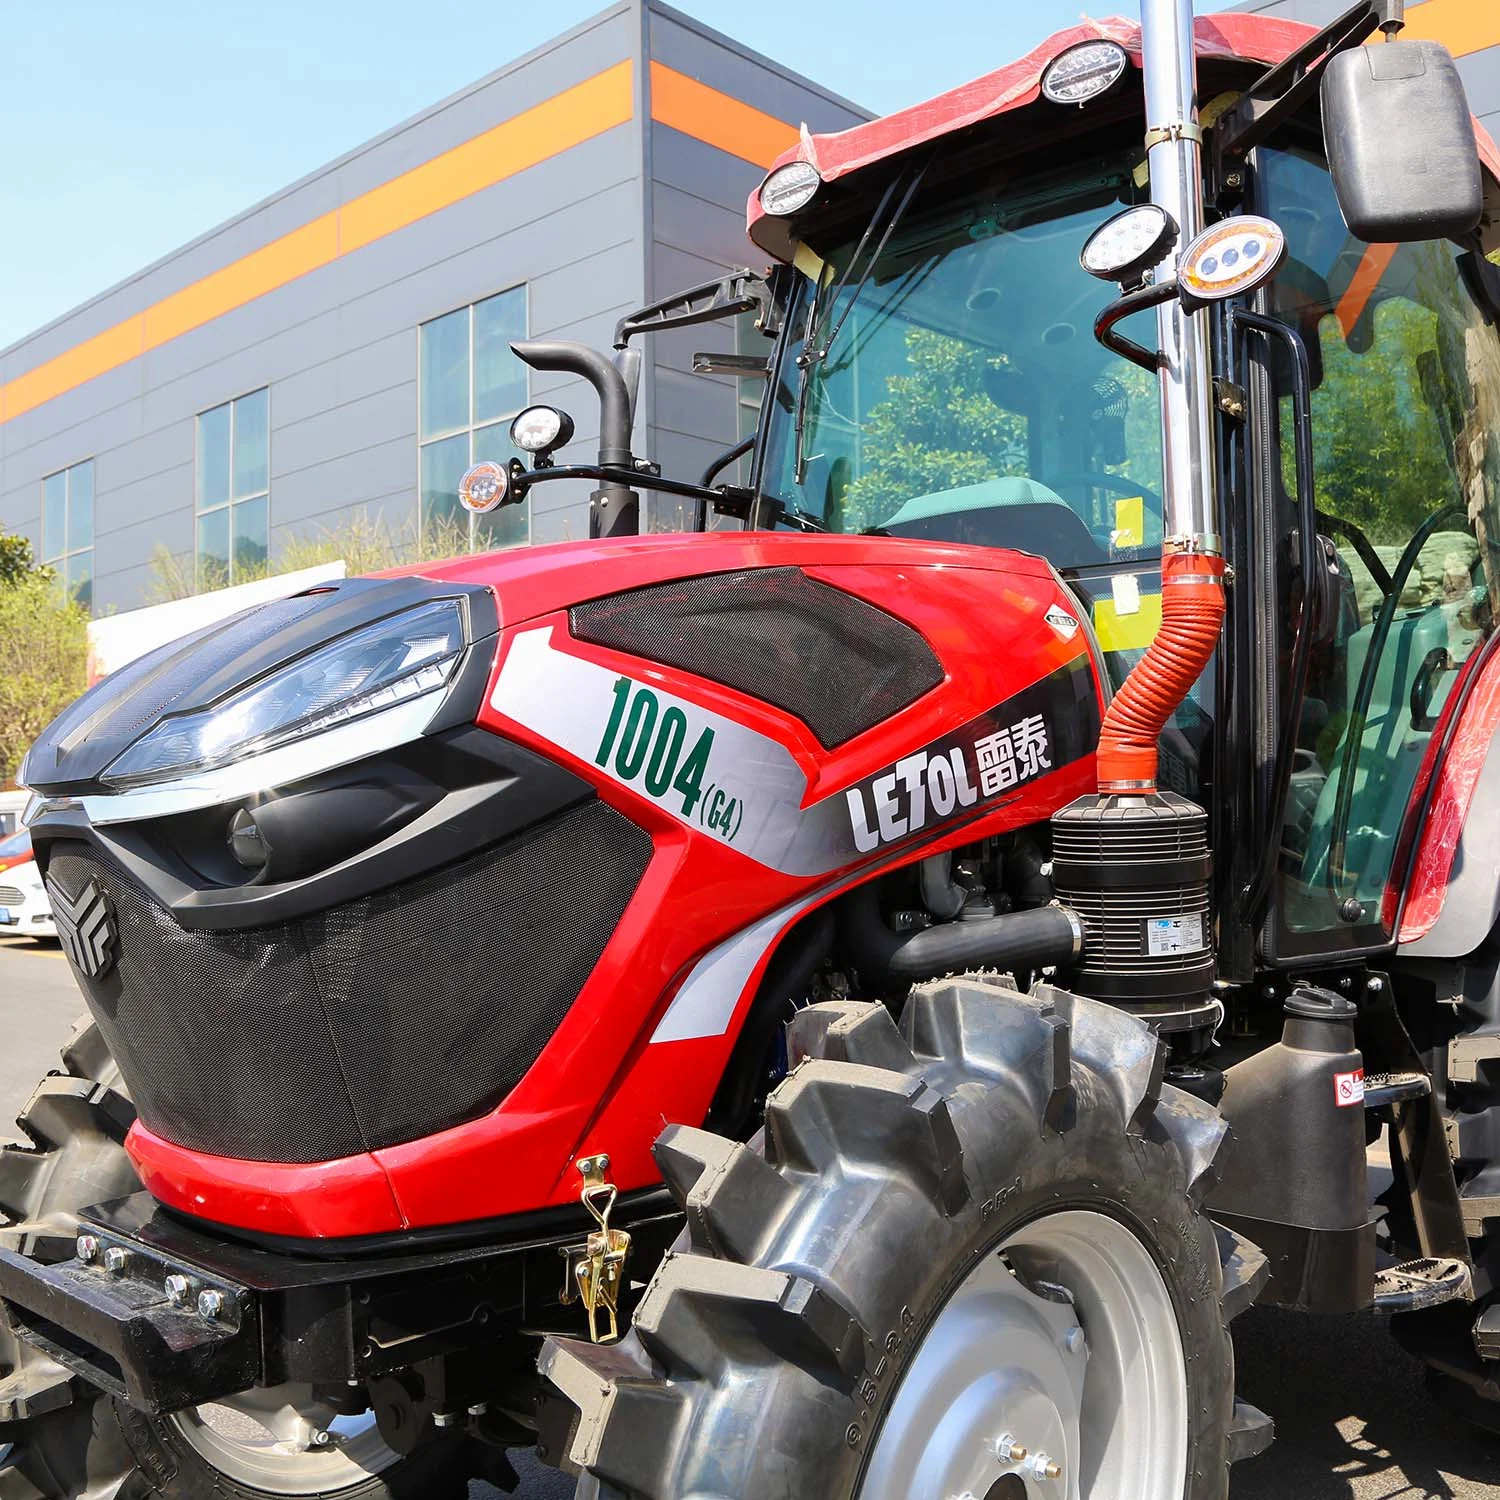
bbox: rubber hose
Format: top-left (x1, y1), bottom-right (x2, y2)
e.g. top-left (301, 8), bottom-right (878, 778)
top-left (886, 902), bottom-right (1083, 981)
top-left (1096, 551), bottom-right (1226, 792)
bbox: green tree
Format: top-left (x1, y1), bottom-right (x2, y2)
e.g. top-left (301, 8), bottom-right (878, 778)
top-left (0, 568), bottom-right (89, 786)
top-left (0, 532), bottom-right (38, 588)
top-left (837, 327), bottom-right (1026, 533)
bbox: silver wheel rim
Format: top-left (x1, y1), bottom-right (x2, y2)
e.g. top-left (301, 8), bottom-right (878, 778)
top-left (168, 1383), bottom-right (400, 1495)
top-left (860, 1209), bottom-right (1188, 1500)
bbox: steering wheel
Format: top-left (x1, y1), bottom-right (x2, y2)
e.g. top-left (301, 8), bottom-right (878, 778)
top-left (1039, 472), bottom-right (1164, 509)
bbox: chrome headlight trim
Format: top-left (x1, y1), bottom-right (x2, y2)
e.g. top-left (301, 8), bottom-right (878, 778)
top-left (78, 691), bottom-right (444, 826)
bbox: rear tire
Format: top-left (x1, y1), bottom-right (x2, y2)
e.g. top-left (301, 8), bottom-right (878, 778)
top-left (542, 979), bottom-right (1274, 1499)
top-left (0, 1018), bottom-right (496, 1499)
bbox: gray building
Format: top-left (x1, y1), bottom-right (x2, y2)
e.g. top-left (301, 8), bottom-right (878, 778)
top-left (0, 1), bottom-right (866, 614)
top-left (1236, 0), bottom-right (1499, 143)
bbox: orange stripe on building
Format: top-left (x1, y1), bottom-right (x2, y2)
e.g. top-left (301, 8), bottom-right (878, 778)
top-left (0, 60), bottom-right (636, 427)
top-left (650, 61), bottom-right (800, 169)
top-left (1402, 0), bottom-right (1500, 58)
top-left (1335, 241), bottom-right (1400, 340)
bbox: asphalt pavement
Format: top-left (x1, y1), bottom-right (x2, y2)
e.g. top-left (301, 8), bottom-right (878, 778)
top-left (1, 935), bottom-right (1497, 1499)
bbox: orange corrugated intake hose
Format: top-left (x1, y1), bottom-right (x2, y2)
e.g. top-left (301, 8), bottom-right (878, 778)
top-left (1096, 550), bottom-right (1227, 793)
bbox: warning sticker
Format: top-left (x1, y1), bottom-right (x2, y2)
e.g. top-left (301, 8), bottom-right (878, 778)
top-left (1334, 1069), bottom-right (1366, 1108)
top-left (1145, 914), bottom-right (1205, 957)
top-left (1045, 604), bottom-right (1080, 639)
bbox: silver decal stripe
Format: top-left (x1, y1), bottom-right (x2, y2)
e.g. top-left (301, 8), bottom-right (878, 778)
top-left (650, 895), bottom-right (820, 1044)
top-left (492, 626), bottom-right (1100, 879)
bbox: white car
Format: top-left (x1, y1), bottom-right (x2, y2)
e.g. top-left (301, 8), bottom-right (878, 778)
top-left (0, 857), bottom-right (55, 942)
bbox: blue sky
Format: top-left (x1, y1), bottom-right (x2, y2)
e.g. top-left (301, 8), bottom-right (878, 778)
top-left (0, 0), bottom-right (1232, 351)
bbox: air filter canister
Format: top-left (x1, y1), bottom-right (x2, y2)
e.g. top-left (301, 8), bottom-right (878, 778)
top-left (1050, 791), bottom-right (1217, 1034)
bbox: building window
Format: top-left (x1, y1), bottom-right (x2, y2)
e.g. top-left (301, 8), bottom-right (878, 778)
top-left (42, 459), bottom-right (95, 613)
top-left (196, 387), bottom-right (269, 591)
top-left (418, 286), bottom-right (529, 551)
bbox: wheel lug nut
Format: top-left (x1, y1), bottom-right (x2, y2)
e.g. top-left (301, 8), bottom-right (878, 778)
top-left (996, 1432), bottom-right (1028, 1463)
top-left (1064, 1324), bottom-right (1087, 1355)
top-left (1029, 1453), bottom-right (1062, 1481)
top-left (311, 1429), bottom-right (332, 1447)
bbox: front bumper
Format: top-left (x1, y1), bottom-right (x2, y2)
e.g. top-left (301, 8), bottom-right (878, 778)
top-left (0, 1189), bottom-right (679, 1415)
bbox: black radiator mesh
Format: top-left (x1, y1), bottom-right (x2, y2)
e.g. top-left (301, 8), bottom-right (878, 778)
top-left (47, 801), bottom-right (651, 1164)
top-left (570, 567), bottom-right (944, 748)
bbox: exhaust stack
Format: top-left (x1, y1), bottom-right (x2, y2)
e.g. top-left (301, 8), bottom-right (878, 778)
top-left (1052, 0), bottom-right (1224, 1036)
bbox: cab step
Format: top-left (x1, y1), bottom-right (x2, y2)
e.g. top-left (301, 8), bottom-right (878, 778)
top-left (1475, 1304), bottom-right (1500, 1361)
top-left (1362, 1071), bottom-right (1431, 1109)
top-left (1372, 1256), bottom-right (1471, 1312)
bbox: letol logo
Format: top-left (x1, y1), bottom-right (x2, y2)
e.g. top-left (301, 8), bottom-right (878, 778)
top-left (48, 876), bottom-right (118, 980)
top-left (842, 662), bottom-right (1100, 855)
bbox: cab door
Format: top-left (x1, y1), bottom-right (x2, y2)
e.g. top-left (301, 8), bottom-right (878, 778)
top-left (1258, 146), bottom-right (1500, 961)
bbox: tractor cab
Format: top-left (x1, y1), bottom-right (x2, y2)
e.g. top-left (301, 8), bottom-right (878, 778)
top-left (732, 7), bottom-right (1500, 974)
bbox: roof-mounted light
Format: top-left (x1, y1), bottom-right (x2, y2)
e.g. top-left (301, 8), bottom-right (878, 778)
top-left (510, 404), bottom-right (575, 457)
top-left (1080, 204), bottom-right (1179, 286)
top-left (1177, 215), bottom-right (1287, 307)
top-left (759, 160), bottom-right (822, 217)
top-left (1041, 40), bottom-right (1130, 106)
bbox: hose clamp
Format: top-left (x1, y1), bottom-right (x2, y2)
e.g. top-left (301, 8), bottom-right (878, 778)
top-left (1163, 532), bottom-right (1223, 556)
top-left (1054, 903), bottom-right (1087, 959)
top-left (1144, 121), bottom-right (1204, 151)
top-left (1162, 573), bottom-right (1226, 588)
top-left (1098, 777), bottom-right (1157, 793)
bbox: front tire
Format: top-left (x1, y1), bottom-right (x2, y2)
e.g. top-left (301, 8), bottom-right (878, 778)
top-left (543, 980), bottom-right (1273, 1498)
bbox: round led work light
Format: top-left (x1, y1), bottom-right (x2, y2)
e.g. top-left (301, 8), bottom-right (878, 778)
top-left (458, 460), bottom-right (511, 514)
top-left (1177, 215), bottom-right (1287, 305)
top-left (1080, 204), bottom-right (1179, 285)
top-left (1042, 40), bottom-right (1130, 105)
top-left (509, 404), bottom-right (575, 456)
top-left (759, 161), bottom-right (822, 217)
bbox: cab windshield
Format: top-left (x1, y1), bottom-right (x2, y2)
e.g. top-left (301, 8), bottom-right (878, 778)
top-left (759, 160), bottom-right (1164, 571)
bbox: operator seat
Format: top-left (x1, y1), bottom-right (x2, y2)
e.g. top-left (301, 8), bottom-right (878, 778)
top-left (879, 476), bottom-right (1106, 564)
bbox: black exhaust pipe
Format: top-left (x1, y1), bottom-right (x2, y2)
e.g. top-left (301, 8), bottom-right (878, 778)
top-left (837, 884), bottom-right (1083, 987)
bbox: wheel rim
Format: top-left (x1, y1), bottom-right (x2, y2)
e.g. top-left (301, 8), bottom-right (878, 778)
top-left (168, 1383), bottom-right (400, 1495)
top-left (859, 1209), bottom-right (1188, 1500)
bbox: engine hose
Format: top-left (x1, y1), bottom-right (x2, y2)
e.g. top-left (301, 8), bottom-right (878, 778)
top-left (887, 903), bottom-right (1084, 981)
top-left (1096, 550), bottom-right (1227, 792)
top-left (837, 883), bottom-right (1083, 986)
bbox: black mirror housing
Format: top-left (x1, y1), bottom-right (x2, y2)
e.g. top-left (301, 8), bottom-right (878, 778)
top-left (1321, 40), bottom-right (1482, 244)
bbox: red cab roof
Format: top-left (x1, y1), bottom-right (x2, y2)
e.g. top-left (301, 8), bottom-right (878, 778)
top-left (747, 12), bottom-right (1500, 256)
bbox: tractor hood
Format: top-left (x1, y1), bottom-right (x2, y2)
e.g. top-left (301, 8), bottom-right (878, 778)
top-left (23, 532), bottom-right (1053, 797)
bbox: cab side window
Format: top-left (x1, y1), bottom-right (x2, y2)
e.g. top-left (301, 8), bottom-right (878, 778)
top-left (1265, 148), bottom-right (1500, 940)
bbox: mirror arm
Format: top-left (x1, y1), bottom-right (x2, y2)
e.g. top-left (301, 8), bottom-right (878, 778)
top-left (695, 437), bottom-right (757, 532)
top-left (613, 270), bottom-right (773, 349)
top-left (1215, 0), bottom-right (1385, 165)
top-left (1092, 278), bottom-right (1179, 372)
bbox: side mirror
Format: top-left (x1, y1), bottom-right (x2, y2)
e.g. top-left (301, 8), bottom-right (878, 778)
top-left (1321, 40), bottom-right (1482, 243)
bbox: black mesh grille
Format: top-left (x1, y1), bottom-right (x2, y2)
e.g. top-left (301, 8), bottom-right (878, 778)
top-left (570, 568), bottom-right (944, 748)
top-left (47, 801), bottom-right (651, 1163)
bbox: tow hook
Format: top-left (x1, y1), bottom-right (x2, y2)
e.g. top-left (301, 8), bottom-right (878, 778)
top-left (558, 1154), bottom-right (631, 1343)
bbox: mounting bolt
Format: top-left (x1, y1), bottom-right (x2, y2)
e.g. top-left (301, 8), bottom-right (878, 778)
top-left (1225, 170), bottom-right (1244, 189)
top-left (467, 1402), bottom-right (489, 1416)
top-left (197, 1289), bottom-right (225, 1320)
top-left (1029, 1453), bottom-right (1063, 1481)
top-left (433, 1411), bottom-right (458, 1429)
top-left (75, 1234), bottom-right (100, 1264)
top-left (102, 1247), bottom-right (129, 1276)
top-left (164, 1274), bottom-right (192, 1307)
top-left (1064, 1325), bottom-right (1087, 1355)
top-left (311, 1429), bottom-right (332, 1447)
top-left (995, 1433), bottom-right (1028, 1463)
top-left (1366, 975), bottom-right (1383, 992)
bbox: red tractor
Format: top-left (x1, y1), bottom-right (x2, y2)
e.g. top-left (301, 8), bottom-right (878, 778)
top-left (4, 2), bottom-right (1500, 1496)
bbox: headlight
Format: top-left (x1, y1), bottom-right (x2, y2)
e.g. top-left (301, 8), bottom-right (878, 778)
top-left (101, 600), bottom-right (466, 789)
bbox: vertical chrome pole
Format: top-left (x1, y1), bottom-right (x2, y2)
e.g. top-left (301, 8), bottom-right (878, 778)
top-left (1140, 0), bottom-right (1219, 553)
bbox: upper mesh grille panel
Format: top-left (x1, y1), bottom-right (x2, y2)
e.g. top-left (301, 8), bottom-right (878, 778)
top-left (47, 801), bottom-right (651, 1163)
top-left (570, 568), bottom-right (944, 747)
